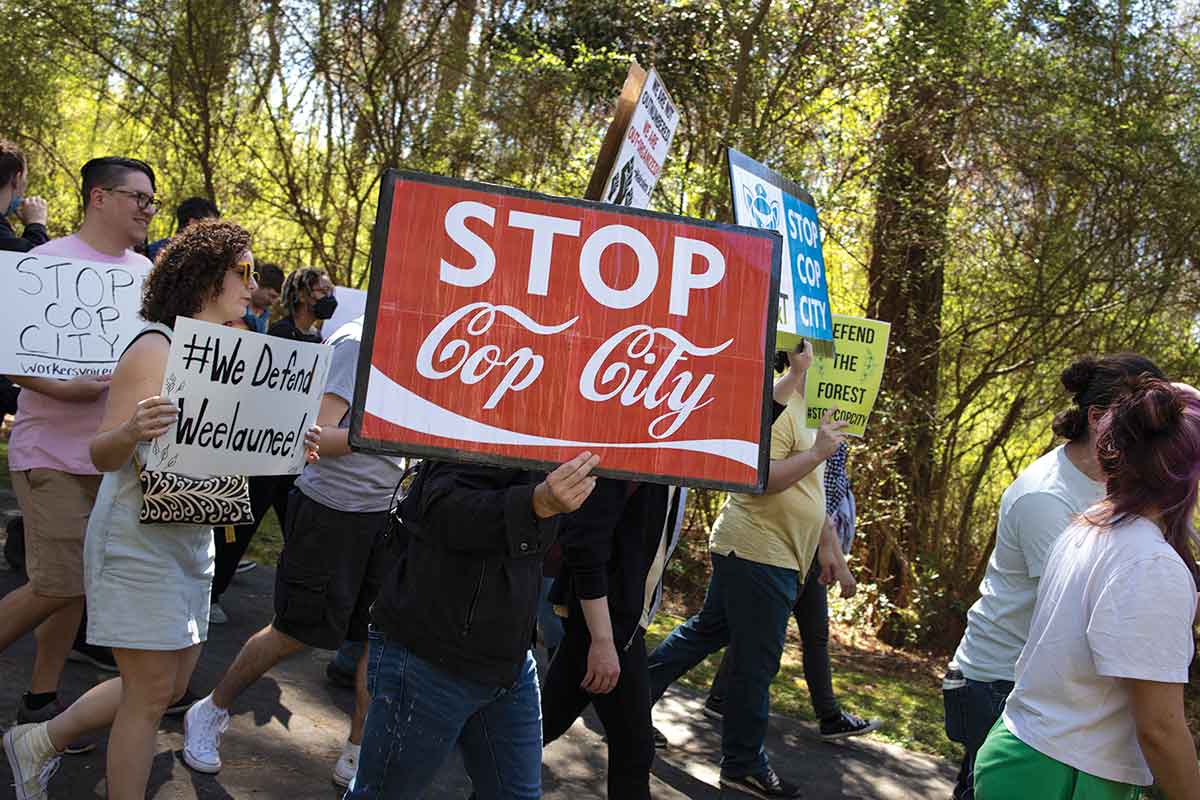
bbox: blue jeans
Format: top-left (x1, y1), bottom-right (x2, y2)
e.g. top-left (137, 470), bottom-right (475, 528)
top-left (945, 677), bottom-right (1014, 800)
top-left (648, 551), bottom-right (800, 779)
top-left (346, 631), bottom-right (543, 799)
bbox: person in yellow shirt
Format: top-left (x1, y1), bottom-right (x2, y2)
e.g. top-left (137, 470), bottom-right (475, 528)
top-left (646, 341), bottom-right (848, 799)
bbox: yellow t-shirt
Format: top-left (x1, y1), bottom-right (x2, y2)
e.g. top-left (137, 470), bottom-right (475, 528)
top-left (709, 394), bottom-right (826, 573)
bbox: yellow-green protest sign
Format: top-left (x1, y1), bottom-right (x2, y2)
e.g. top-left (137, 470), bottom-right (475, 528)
top-left (804, 314), bottom-right (890, 436)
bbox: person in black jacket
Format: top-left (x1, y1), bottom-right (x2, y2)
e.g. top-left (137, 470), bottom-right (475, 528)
top-left (538, 344), bottom-right (817, 798)
top-left (346, 453), bottom-right (599, 800)
top-left (0, 140), bottom-right (49, 252)
top-left (540, 479), bottom-right (681, 799)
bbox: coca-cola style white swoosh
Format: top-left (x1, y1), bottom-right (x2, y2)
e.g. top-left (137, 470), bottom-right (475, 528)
top-left (364, 367), bottom-right (759, 469)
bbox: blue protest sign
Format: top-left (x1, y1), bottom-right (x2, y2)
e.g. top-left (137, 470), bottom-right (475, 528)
top-left (727, 147), bottom-right (834, 354)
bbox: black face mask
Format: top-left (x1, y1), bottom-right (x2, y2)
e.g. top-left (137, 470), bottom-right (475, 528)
top-left (313, 295), bottom-right (338, 320)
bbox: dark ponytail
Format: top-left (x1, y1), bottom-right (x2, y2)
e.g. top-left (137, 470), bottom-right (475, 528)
top-left (1051, 354), bottom-right (1165, 442)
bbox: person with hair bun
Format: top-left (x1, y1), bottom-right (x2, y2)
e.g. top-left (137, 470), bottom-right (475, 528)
top-left (944, 353), bottom-right (1164, 800)
top-left (974, 377), bottom-right (1200, 799)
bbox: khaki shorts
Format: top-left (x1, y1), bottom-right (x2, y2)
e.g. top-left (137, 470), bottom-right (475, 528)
top-left (12, 469), bottom-right (102, 598)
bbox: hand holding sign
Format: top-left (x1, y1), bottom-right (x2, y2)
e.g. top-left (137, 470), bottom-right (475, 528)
top-left (788, 339), bottom-right (813, 374)
top-left (533, 452), bottom-right (601, 519)
top-left (814, 408), bottom-right (849, 460)
top-left (304, 425), bottom-right (322, 464)
top-left (127, 395), bottom-right (179, 441)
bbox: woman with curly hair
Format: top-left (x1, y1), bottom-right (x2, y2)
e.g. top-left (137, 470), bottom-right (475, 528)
top-left (273, 266), bottom-right (336, 343)
top-left (974, 378), bottom-right (1200, 799)
top-left (2, 220), bottom-right (320, 800)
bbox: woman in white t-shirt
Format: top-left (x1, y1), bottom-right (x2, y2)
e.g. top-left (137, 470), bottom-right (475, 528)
top-left (974, 378), bottom-right (1200, 800)
top-left (945, 353), bottom-right (1163, 800)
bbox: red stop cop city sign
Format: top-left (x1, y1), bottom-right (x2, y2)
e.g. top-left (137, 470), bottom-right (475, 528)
top-left (350, 171), bottom-right (782, 492)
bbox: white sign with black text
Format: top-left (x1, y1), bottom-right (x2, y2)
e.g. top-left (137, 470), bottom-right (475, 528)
top-left (601, 68), bottom-right (679, 210)
top-left (147, 317), bottom-right (332, 476)
top-left (0, 251), bottom-right (152, 378)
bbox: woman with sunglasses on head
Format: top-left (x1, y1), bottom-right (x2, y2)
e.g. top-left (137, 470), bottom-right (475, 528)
top-left (974, 377), bottom-right (1200, 800)
top-left (2, 220), bottom-right (321, 800)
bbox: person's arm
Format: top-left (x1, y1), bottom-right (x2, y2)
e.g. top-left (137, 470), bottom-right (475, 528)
top-left (772, 340), bottom-right (813, 404)
top-left (7, 374), bottom-right (112, 402)
top-left (1087, 557), bottom-right (1198, 799)
top-left (765, 409), bottom-right (847, 494)
top-left (415, 454), bottom-right (600, 556)
top-left (579, 597), bottom-right (621, 694)
top-left (815, 516), bottom-right (856, 598)
top-left (558, 479), bottom-right (629, 694)
top-left (313, 393), bottom-right (351, 458)
top-left (89, 335), bottom-right (177, 472)
top-left (1129, 680), bottom-right (1200, 800)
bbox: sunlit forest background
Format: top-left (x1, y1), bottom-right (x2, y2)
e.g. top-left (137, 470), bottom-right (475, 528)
top-left (4, 0), bottom-right (1200, 647)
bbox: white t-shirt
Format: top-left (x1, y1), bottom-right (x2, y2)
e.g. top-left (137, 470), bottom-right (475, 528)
top-left (1003, 515), bottom-right (1196, 786)
top-left (954, 446), bottom-right (1104, 682)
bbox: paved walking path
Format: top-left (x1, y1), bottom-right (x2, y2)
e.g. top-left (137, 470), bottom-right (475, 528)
top-left (0, 505), bottom-right (954, 798)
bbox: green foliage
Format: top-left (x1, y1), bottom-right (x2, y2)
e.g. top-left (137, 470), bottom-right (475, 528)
top-left (3, 0), bottom-right (1199, 647)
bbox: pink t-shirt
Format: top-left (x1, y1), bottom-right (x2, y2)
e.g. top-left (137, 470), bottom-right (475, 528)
top-left (8, 235), bottom-right (153, 475)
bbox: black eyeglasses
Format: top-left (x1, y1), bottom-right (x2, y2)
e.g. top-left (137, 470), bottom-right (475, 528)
top-left (102, 187), bottom-right (160, 211)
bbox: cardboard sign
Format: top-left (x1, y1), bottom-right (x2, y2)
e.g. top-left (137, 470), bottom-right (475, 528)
top-left (351, 170), bottom-right (782, 492)
top-left (804, 314), bottom-right (891, 436)
top-left (0, 251), bottom-right (151, 377)
top-left (597, 68), bottom-right (679, 209)
top-left (324, 286), bottom-right (367, 343)
top-left (727, 148), bottom-right (834, 355)
top-left (147, 317), bottom-right (331, 476)
top-left (585, 62), bottom-right (648, 201)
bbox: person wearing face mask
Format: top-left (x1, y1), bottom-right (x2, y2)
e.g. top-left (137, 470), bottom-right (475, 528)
top-left (271, 267), bottom-right (337, 343)
top-left (0, 140), bottom-right (49, 253)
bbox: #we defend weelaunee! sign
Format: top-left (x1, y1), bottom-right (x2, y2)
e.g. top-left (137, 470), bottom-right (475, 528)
top-left (804, 314), bottom-right (891, 437)
top-left (727, 148), bottom-right (835, 357)
top-left (350, 170), bottom-right (782, 492)
top-left (146, 317), bottom-right (332, 476)
top-left (0, 251), bottom-right (152, 377)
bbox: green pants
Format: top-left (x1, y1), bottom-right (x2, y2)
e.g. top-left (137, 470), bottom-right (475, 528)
top-left (974, 718), bottom-right (1142, 800)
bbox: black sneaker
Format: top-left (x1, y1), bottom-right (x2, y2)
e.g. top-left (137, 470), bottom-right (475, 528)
top-left (164, 688), bottom-right (200, 717)
top-left (16, 695), bottom-right (96, 754)
top-left (326, 659), bottom-right (356, 689)
top-left (719, 766), bottom-right (802, 799)
top-left (67, 643), bottom-right (119, 673)
top-left (819, 710), bottom-right (881, 741)
top-left (703, 695), bottom-right (724, 720)
top-left (652, 725), bottom-right (668, 750)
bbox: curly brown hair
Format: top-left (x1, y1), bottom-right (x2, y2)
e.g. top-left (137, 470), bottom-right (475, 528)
top-left (141, 220), bottom-right (251, 326)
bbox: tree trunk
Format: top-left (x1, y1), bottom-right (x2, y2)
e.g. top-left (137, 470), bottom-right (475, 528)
top-left (863, 0), bottom-right (971, 620)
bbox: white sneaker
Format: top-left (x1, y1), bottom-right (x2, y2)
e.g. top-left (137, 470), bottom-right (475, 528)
top-left (183, 694), bottom-right (230, 774)
top-left (209, 603), bottom-right (229, 625)
top-left (332, 741), bottom-right (361, 788)
top-left (3, 723), bottom-right (61, 800)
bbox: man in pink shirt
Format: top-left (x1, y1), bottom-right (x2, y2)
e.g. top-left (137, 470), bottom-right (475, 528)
top-left (0, 157), bottom-right (157, 739)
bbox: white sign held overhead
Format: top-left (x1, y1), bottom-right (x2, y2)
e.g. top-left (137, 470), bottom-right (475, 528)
top-left (601, 68), bottom-right (679, 210)
top-left (147, 317), bottom-right (332, 477)
top-left (0, 251), bottom-right (152, 378)
top-left (323, 286), bottom-right (367, 343)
